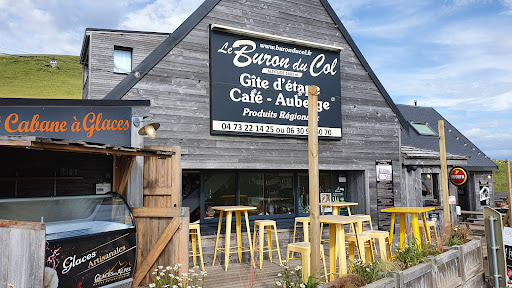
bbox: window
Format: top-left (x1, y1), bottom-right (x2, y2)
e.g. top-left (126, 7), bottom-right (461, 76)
top-left (113, 46), bottom-right (132, 74)
top-left (410, 122), bottom-right (437, 136)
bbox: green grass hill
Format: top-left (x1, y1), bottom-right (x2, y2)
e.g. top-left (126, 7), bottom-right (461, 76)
top-left (493, 159), bottom-right (511, 192)
top-left (0, 54), bottom-right (81, 99)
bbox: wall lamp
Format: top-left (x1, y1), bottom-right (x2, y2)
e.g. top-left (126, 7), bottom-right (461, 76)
top-left (138, 123), bottom-right (160, 139)
top-left (406, 165), bottom-right (418, 172)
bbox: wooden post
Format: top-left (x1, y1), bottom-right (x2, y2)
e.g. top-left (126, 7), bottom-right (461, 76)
top-left (438, 120), bottom-right (451, 230)
top-left (507, 160), bottom-right (512, 227)
top-left (308, 85), bottom-right (320, 279)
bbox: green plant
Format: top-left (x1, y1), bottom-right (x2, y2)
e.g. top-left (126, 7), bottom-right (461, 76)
top-left (445, 225), bottom-right (471, 246)
top-left (350, 259), bottom-right (383, 284)
top-left (275, 261), bottom-right (321, 288)
top-left (393, 241), bottom-right (440, 269)
top-left (149, 264), bottom-right (206, 288)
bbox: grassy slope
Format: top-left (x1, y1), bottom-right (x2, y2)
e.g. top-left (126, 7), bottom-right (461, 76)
top-left (492, 159), bottom-right (511, 192)
top-left (0, 54), bottom-right (81, 99)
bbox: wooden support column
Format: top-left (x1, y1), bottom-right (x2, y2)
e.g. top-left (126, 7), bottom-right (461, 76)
top-left (507, 160), bottom-right (512, 227)
top-left (113, 155), bottom-right (135, 200)
top-left (308, 85), bottom-right (320, 278)
top-left (438, 120), bottom-right (451, 231)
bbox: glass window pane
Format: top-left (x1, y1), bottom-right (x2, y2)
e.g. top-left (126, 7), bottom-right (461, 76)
top-left (203, 172), bottom-right (236, 218)
top-left (240, 173), bottom-right (264, 216)
top-left (113, 49), bottom-right (132, 73)
top-left (299, 172), bottom-right (347, 215)
top-left (298, 173), bottom-right (309, 214)
top-left (264, 173), bottom-right (294, 215)
top-left (411, 122), bottom-right (437, 136)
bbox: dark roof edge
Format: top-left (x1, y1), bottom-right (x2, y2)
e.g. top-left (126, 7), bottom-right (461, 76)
top-left (103, 0), bottom-right (222, 100)
top-left (85, 28), bottom-right (171, 36)
top-left (318, 0), bottom-right (409, 133)
top-left (466, 165), bottom-right (498, 172)
top-left (0, 98), bottom-right (150, 107)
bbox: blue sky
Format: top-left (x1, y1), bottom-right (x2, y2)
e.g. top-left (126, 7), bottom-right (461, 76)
top-left (1, 0), bottom-right (511, 160)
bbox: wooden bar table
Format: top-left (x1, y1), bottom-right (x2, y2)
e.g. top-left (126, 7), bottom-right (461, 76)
top-left (320, 202), bottom-right (359, 216)
top-left (381, 207), bottom-right (435, 249)
top-left (319, 215), bottom-right (366, 281)
top-left (211, 206), bottom-right (257, 271)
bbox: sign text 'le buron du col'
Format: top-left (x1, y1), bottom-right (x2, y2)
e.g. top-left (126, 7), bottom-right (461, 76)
top-left (210, 27), bottom-right (342, 139)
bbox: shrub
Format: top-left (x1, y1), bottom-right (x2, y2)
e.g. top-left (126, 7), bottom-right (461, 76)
top-left (394, 242), bottom-right (439, 269)
top-left (445, 225), bottom-right (471, 246)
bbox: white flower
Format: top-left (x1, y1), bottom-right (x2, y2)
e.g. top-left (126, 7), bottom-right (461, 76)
top-left (166, 266), bottom-right (172, 270)
top-left (189, 269), bottom-right (194, 273)
top-left (158, 266), bottom-right (164, 269)
top-left (149, 284), bottom-right (156, 288)
top-left (300, 284), bottom-right (306, 288)
top-left (278, 273), bottom-right (282, 277)
top-left (156, 276), bottom-right (160, 280)
top-left (160, 272), bottom-right (165, 276)
top-left (295, 266), bottom-right (302, 271)
top-left (276, 281), bottom-right (282, 286)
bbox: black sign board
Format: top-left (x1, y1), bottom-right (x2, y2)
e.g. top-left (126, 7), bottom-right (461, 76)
top-left (210, 28), bottom-right (342, 139)
top-left (45, 229), bottom-right (136, 288)
top-left (0, 106), bottom-right (131, 146)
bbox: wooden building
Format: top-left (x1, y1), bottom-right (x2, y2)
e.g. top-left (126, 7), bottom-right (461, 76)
top-left (79, 0), bottom-right (411, 227)
top-left (397, 104), bottom-right (497, 218)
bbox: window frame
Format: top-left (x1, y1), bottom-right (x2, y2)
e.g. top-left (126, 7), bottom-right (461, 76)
top-left (410, 122), bottom-right (437, 136)
top-left (113, 46), bottom-right (133, 74)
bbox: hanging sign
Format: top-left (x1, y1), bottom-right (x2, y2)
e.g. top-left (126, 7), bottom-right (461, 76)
top-left (0, 106), bottom-right (131, 146)
top-left (449, 167), bottom-right (468, 186)
top-left (209, 27), bottom-right (342, 139)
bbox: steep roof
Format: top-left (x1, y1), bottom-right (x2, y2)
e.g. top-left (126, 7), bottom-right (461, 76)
top-left (397, 104), bottom-right (497, 171)
top-left (101, 0), bottom-right (408, 131)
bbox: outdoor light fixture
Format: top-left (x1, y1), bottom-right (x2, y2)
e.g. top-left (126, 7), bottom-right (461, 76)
top-left (406, 165), bottom-right (418, 172)
top-left (487, 175), bottom-right (492, 179)
top-left (426, 174), bottom-right (432, 179)
top-left (138, 123), bottom-right (160, 139)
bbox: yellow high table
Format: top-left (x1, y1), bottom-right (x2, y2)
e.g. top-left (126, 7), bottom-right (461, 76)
top-left (320, 202), bottom-right (358, 216)
top-left (319, 215), bottom-right (368, 281)
top-left (211, 206), bottom-right (257, 271)
top-left (380, 207), bottom-right (435, 249)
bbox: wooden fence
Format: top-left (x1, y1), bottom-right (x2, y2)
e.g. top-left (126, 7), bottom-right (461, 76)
top-left (361, 239), bottom-right (484, 288)
top-left (0, 220), bottom-right (45, 288)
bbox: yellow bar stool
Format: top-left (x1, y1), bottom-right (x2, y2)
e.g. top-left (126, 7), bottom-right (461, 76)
top-left (346, 231), bottom-right (374, 264)
top-left (252, 219), bottom-right (282, 269)
top-left (189, 223), bottom-right (205, 271)
top-left (286, 242), bottom-right (328, 283)
top-left (354, 214), bottom-right (392, 260)
top-left (291, 217), bottom-right (310, 259)
top-left (418, 220), bottom-right (439, 243)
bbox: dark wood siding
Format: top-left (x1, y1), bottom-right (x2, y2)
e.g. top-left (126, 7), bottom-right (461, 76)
top-left (84, 32), bottom-right (168, 99)
top-left (115, 0), bottom-right (402, 218)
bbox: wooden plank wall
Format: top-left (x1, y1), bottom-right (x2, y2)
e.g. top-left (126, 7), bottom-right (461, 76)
top-left (88, 0), bottom-right (403, 219)
top-left (84, 31), bottom-right (169, 100)
top-left (0, 220), bottom-right (45, 288)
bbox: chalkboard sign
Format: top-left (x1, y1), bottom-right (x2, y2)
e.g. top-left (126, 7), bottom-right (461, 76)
top-left (210, 27), bottom-right (342, 139)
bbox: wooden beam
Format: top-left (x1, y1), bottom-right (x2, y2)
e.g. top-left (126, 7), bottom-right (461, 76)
top-left (438, 120), bottom-right (451, 230)
top-left (30, 141), bottom-right (174, 158)
top-left (133, 217), bottom-right (180, 286)
top-left (131, 207), bottom-right (182, 218)
top-left (308, 85), bottom-right (320, 278)
top-left (117, 156), bottom-right (135, 196)
top-left (507, 160), bottom-right (512, 227)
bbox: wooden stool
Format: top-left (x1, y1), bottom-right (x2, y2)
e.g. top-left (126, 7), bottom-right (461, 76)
top-left (286, 242), bottom-right (328, 283)
top-left (418, 220), bottom-right (439, 243)
top-left (189, 223), bottom-right (205, 271)
top-left (253, 220), bottom-right (282, 269)
top-left (346, 232), bottom-right (374, 264)
top-left (354, 214), bottom-right (392, 260)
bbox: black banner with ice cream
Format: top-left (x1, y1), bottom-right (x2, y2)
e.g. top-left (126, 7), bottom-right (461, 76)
top-left (45, 229), bottom-right (136, 288)
top-left (210, 28), bottom-right (342, 139)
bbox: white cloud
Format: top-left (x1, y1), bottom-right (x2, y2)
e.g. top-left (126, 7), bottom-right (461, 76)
top-left (118, 0), bottom-right (204, 33)
top-left (501, 0), bottom-right (512, 14)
